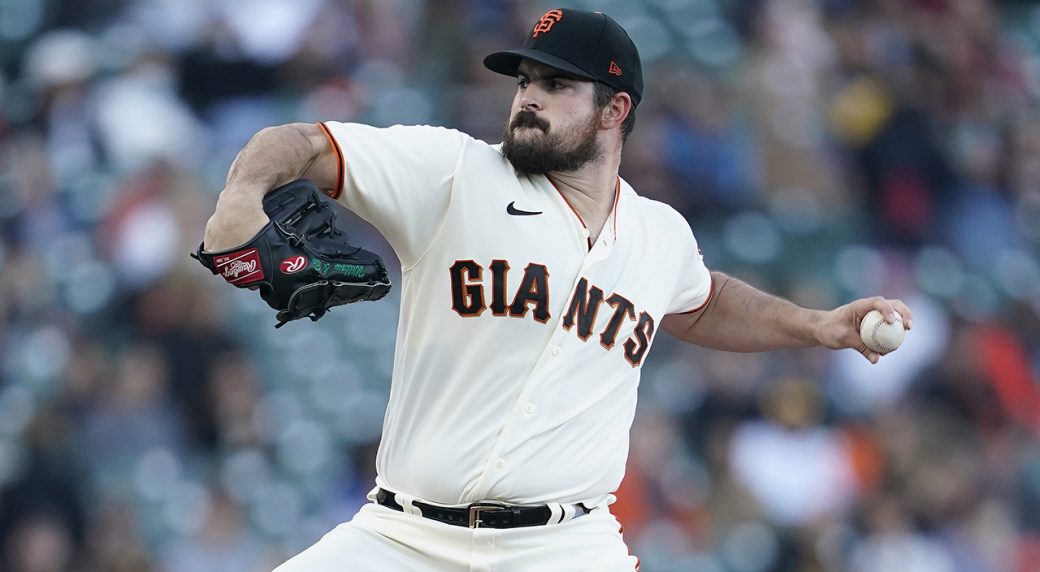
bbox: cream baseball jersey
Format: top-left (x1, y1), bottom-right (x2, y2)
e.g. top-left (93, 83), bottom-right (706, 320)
top-left (318, 121), bottom-right (712, 508)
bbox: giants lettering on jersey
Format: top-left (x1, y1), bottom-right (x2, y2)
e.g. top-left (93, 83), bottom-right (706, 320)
top-left (449, 259), bottom-right (550, 322)
top-left (448, 261), bottom-right (655, 367)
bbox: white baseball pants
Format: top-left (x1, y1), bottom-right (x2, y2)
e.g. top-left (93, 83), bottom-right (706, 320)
top-left (273, 502), bottom-right (640, 571)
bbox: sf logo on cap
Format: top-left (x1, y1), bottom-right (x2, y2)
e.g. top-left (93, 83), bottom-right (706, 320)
top-left (532, 9), bottom-right (563, 37)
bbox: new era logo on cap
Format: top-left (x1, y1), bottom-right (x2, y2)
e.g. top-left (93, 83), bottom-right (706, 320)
top-left (483, 8), bottom-right (644, 106)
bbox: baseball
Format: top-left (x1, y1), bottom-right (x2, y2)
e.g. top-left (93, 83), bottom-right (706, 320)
top-left (859, 310), bottom-right (906, 354)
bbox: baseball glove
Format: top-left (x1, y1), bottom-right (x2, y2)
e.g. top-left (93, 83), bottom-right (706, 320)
top-left (193, 179), bottom-right (391, 328)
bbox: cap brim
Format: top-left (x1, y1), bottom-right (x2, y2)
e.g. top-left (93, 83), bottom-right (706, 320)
top-left (483, 49), bottom-right (597, 81)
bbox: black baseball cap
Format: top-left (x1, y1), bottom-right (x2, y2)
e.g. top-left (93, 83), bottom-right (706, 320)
top-left (484, 8), bottom-right (644, 107)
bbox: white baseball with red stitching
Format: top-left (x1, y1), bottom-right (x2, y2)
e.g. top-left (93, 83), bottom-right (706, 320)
top-left (859, 309), bottom-right (906, 354)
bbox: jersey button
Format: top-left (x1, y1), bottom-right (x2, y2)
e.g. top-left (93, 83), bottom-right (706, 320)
top-left (551, 346), bottom-right (561, 357)
top-left (581, 229), bottom-right (590, 238)
top-left (524, 403), bottom-right (536, 414)
top-left (495, 458), bottom-right (506, 469)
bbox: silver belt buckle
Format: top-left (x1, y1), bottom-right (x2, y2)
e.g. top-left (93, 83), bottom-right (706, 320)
top-left (467, 501), bottom-right (510, 528)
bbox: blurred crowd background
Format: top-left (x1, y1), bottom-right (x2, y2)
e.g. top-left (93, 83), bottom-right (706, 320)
top-left (0, 0), bottom-right (1038, 571)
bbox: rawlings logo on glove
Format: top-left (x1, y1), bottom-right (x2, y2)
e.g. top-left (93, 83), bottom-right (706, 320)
top-left (216, 249), bottom-right (264, 284)
top-left (193, 179), bottom-right (391, 327)
top-left (281, 256), bottom-right (308, 274)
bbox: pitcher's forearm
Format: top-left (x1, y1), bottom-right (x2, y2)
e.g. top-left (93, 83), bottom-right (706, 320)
top-left (663, 272), bottom-right (913, 363)
top-left (203, 190), bottom-right (269, 251)
top-left (663, 273), bottom-right (825, 352)
top-left (204, 123), bottom-right (336, 251)
top-left (224, 124), bottom-right (328, 195)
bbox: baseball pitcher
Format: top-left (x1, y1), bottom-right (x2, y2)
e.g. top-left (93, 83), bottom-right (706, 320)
top-left (200, 8), bottom-right (913, 571)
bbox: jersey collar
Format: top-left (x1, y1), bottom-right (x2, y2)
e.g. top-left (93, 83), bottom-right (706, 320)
top-left (545, 175), bottom-right (622, 250)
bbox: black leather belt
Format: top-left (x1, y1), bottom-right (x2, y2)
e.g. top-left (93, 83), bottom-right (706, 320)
top-left (375, 488), bottom-right (591, 529)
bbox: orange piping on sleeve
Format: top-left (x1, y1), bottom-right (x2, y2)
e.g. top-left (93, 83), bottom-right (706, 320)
top-left (316, 121), bottom-right (344, 200)
top-left (676, 272), bottom-right (714, 315)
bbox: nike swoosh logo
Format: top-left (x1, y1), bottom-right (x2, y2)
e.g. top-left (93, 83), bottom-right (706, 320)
top-left (507, 201), bottom-right (542, 216)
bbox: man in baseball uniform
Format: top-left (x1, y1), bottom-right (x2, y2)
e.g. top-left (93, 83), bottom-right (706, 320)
top-left (202, 8), bottom-right (913, 571)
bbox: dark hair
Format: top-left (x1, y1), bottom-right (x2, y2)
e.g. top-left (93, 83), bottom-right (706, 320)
top-left (593, 82), bottom-right (636, 141)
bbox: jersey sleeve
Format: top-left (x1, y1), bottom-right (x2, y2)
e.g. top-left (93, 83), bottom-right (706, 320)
top-left (318, 121), bottom-right (468, 267)
top-left (666, 218), bottom-right (714, 315)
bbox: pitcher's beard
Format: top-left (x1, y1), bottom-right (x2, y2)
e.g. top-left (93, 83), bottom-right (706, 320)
top-left (502, 111), bottom-right (602, 175)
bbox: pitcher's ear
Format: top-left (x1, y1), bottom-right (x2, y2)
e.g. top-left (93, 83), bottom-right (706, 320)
top-left (600, 91), bottom-right (632, 130)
